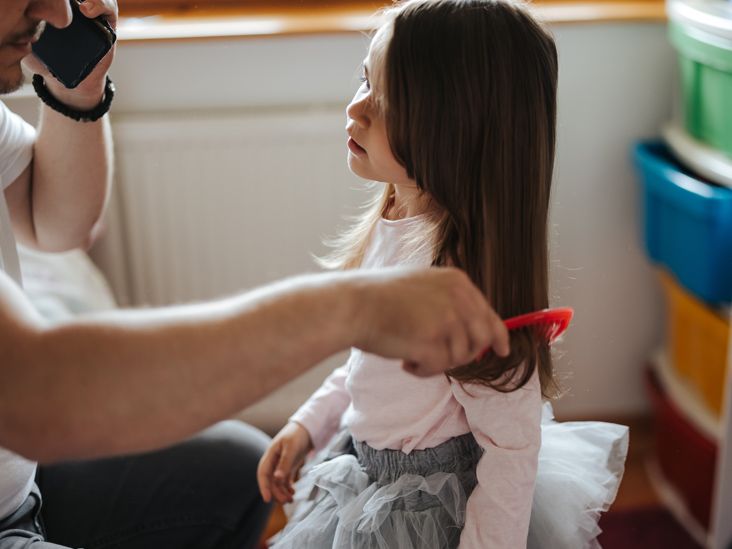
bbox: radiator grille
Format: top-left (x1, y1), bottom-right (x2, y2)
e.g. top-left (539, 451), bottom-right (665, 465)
top-left (101, 107), bottom-right (366, 306)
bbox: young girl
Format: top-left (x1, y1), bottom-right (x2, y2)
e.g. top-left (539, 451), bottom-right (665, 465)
top-left (258, 1), bottom-right (628, 547)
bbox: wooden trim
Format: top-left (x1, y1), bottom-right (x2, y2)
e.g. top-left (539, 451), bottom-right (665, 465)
top-left (119, 0), bottom-right (382, 12)
top-left (537, 1), bottom-right (665, 24)
top-left (116, 0), bottom-right (666, 43)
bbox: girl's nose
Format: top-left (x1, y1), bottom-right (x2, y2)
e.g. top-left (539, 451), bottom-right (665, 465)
top-left (346, 97), bottom-right (370, 128)
top-left (27, 0), bottom-right (73, 29)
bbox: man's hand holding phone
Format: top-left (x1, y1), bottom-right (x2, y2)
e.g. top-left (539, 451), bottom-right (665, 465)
top-left (24, 0), bottom-right (117, 110)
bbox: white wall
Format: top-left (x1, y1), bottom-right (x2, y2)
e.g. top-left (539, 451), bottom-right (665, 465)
top-left (549, 24), bottom-right (673, 417)
top-left (5, 22), bottom-right (675, 427)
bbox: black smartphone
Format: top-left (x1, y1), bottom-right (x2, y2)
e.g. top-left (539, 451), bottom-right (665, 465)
top-left (31, 0), bottom-right (116, 89)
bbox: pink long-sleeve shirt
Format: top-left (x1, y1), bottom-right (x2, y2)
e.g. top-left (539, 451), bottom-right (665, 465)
top-left (291, 215), bottom-right (542, 548)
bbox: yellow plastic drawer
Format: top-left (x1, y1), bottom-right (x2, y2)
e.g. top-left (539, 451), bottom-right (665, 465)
top-left (660, 271), bottom-right (729, 416)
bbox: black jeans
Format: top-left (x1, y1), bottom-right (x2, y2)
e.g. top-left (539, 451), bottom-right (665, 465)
top-left (0, 421), bottom-right (272, 549)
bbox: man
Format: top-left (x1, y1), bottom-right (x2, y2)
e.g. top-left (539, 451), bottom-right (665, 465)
top-left (0, 0), bottom-right (510, 547)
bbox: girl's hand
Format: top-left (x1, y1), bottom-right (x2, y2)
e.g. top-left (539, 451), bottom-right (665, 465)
top-left (257, 421), bottom-right (314, 504)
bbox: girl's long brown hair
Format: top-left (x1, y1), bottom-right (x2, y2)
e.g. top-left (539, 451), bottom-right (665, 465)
top-left (324, 0), bottom-right (559, 396)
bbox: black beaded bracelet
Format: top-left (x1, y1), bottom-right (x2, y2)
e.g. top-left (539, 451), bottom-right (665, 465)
top-left (32, 75), bottom-right (115, 122)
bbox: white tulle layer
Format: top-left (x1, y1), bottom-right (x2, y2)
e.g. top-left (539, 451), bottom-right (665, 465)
top-left (270, 403), bottom-right (629, 549)
top-left (270, 456), bottom-right (468, 548)
top-left (528, 404), bottom-right (629, 549)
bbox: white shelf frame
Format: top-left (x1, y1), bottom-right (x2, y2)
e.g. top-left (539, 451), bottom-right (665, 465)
top-left (710, 311), bottom-right (732, 549)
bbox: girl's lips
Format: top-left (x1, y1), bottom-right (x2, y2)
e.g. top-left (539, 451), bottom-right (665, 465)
top-left (347, 137), bottom-right (367, 156)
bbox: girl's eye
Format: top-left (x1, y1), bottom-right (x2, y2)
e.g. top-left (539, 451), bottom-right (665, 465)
top-left (359, 75), bottom-right (371, 91)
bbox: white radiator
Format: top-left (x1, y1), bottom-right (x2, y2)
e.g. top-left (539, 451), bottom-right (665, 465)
top-left (96, 106), bottom-right (366, 308)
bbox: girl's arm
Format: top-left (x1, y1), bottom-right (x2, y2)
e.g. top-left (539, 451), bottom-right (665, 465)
top-left (451, 371), bottom-right (542, 549)
top-left (258, 362), bottom-right (351, 504)
top-left (290, 363), bottom-right (352, 450)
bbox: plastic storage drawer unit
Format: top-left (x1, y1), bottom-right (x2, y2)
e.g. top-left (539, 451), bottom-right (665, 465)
top-left (668, 0), bottom-right (732, 157)
top-left (659, 271), bottom-right (729, 416)
top-left (634, 141), bottom-right (732, 304)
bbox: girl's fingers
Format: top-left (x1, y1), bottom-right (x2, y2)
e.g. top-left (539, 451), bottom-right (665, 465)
top-left (274, 444), bottom-right (298, 500)
top-left (272, 449), bottom-right (295, 503)
top-left (290, 459), bottom-right (303, 487)
top-left (256, 446), bottom-right (279, 503)
top-left (272, 470), bottom-right (288, 501)
top-left (276, 483), bottom-right (294, 504)
top-left (275, 443), bottom-right (296, 478)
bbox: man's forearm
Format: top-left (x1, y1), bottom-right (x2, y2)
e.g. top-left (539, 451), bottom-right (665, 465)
top-left (0, 265), bottom-right (509, 463)
top-left (5, 105), bottom-right (112, 252)
top-left (30, 106), bottom-right (112, 250)
top-left (0, 272), bottom-right (353, 462)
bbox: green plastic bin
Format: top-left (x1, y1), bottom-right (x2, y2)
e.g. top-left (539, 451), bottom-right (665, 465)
top-left (668, 0), bottom-right (732, 157)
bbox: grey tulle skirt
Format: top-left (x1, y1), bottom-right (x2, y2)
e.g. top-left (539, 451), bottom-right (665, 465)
top-left (269, 403), bottom-right (629, 549)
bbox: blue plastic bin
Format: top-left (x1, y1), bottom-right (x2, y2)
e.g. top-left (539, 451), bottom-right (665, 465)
top-left (634, 141), bottom-right (732, 304)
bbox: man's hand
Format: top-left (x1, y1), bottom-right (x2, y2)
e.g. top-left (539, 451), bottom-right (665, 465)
top-left (257, 422), bottom-right (313, 504)
top-left (346, 267), bottom-right (510, 376)
top-left (23, 0), bottom-right (117, 109)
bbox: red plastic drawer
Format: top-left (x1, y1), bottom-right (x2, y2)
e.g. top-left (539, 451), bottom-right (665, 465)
top-left (645, 367), bottom-right (717, 528)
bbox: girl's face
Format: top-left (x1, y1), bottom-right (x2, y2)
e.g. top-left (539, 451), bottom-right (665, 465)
top-left (345, 28), bottom-right (412, 187)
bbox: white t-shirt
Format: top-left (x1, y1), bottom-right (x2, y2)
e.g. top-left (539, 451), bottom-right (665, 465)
top-left (0, 99), bottom-right (37, 520)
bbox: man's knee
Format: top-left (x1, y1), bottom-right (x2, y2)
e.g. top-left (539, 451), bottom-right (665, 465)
top-left (183, 421), bottom-right (270, 505)
top-left (194, 420), bottom-right (270, 481)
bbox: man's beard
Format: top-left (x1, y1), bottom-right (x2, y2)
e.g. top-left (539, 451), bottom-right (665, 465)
top-left (0, 22), bottom-right (44, 95)
top-left (0, 70), bottom-right (25, 95)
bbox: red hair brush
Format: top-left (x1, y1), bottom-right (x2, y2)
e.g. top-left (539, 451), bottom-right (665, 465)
top-left (479, 307), bottom-right (574, 360)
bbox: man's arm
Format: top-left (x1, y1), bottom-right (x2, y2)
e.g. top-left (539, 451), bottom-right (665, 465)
top-left (5, 0), bottom-right (116, 252)
top-left (0, 266), bottom-right (509, 463)
top-left (5, 109), bottom-right (112, 251)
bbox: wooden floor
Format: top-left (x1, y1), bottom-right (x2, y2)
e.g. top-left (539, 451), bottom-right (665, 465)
top-left (610, 414), bottom-right (659, 511)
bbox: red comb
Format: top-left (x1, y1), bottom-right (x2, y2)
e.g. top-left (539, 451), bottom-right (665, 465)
top-left (504, 307), bottom-right (574, 342)
top-left (479, 307), bottom-right (574, 360)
